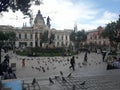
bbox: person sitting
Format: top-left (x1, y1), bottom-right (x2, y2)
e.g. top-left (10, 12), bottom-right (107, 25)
top-left (8, 67), bottom-right (17, 79)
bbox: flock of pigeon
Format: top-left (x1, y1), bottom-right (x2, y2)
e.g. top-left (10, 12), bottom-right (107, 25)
top-left (18, 54), bottom-right (102, 74)
top-left (22, 57), bottom-right (71, 73)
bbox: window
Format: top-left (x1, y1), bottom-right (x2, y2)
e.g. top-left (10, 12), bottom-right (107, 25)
top-left (61, 35), bottom-right (63, 40)
top-left (25, 33), bottom-right (27, 39)
top-left (66, 36), bottom-right (67, 40)
top-left (57, 42), bottom-right (59, 46)
top-left (30, 34), bottom-right (33, 39)
top-left (19, 33), bottom-right (21, 39)
top-left (57, 35), bottom-right (59, 40)
top-left (30, 42), bottom-right (33, 46)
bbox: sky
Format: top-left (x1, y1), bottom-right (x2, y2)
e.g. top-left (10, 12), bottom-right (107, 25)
top-left (0, 0), bottom-right (120, 31)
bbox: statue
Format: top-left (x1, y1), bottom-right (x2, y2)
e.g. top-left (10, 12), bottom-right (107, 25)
top-left (47, 16), bottom-right (51, 28)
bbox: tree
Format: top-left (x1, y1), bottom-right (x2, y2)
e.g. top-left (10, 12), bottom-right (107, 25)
top-left (101, 15), bottom-right (120, 51)
top-left (70, 29), bottom-right (87, 50)
top-left (0, 31), bottom-right (16, 63)
top-left (0, 0), bottom-right (42, 15)
top-left (115, 15), bottom-right (120, 42)
top-left (102, 22), bottom-right (116, 41)
top-left (40, 31), bottom-right (49, 45)
top-left (49, 33), bottom-right (55, 44)
top-left (0, 31), bottom-right (8, 63)
top-left (70, 31), bottom-right (76, 43)
top-left (76, 30), bottom-right (87, 45)
top-left (40, 31), bottom-right (55, 46)
top-left (6, 32), bottom-right (16, 50)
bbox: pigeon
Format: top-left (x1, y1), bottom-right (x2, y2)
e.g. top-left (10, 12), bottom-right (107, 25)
top-left (62, 77), bottom-right (67, 82)
top-left (31, 66), bottom-right (34, 69)
top-left (47, 67), bottom-right (49, 70)
top-left (49, 77), bottom-right (54, 84)
top-left (32, 78), bottom-right (36, 85)
top-left (67, 73), bottom-right (72, 78)
top-left (60, 71), bottom-right (63, 76)
top-left (42, 67), bottom-right (45, 72)
top-left (37, 61), bottom-right (40, 64)
top-left (89, 63), bottom-right (91, 66)
top-left (80, 81), bottom-right (86, 86)
top-left (54, 76), bottom-right (60, 80)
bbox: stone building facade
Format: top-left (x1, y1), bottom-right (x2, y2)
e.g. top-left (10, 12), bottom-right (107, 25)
top-left (0, 10), bottom-right (72, 48)
top-left (86, 26), bottom-right (110, 46)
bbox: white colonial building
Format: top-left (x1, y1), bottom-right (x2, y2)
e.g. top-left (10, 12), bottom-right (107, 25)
top-left (0, 10), bottom-right (72, 48)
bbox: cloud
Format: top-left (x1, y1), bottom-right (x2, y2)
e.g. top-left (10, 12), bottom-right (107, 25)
top-left (0, 0), bottom-right (119, 31)
top-left (38, 0), bottom-right (99, 30)
top-left (92, 11), bottom-right (118, 25)
top-left (77, 23), bottom-right (98, 31)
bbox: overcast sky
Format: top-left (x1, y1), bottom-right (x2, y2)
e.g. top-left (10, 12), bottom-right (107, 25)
top-left (0, 0), bottom-right (120, 31)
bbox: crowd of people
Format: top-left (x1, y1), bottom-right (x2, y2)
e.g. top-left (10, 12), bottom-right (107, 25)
top-left (0, 54), bottom-right (17, 80)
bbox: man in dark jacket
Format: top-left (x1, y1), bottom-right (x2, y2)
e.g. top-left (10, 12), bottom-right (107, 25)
top-left (70, 56), bottom-right (75, 71)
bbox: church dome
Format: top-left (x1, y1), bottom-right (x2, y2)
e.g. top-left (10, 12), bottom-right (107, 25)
top-left (34, 10), bottom-right (45, 26)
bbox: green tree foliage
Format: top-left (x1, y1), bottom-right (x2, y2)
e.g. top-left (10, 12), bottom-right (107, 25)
top-left (70, 29), bottom-right (87, 48)
top-left (101, 22), bottom-right (116, 41)
top-left (102, 16), bottom-right (120, 42)
top-left (0, 31), bottom-right (16, 63)
top-left (76, 29), bottom-right (87, 42)
top-left (101, 14), bottom-right (120, 50)
top-left (70, 31), bottom-right (76, 43)
top-left (0, 31), bottom-right (8, 41)
top-left (6, 32), bottom-right (16, 41)
top-left (40, 31), bottom-right (55, 44)
top-left (40, 31), bottom-right (48, 44)
top-left (50, 33), bottom-right (55, 44)
top-left (0, 0), bottom-right (42, 15)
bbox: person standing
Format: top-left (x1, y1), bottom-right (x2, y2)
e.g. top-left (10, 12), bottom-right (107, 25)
top-left (84, 52), bottom-right (88, 62)
top-left (70, 56), bottom-right (75, 71)
top-left (22, 58), bottom-right (25, 67)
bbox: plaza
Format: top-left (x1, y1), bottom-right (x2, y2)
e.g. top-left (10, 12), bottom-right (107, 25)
top-left (1, 50), bottom-right (120, 90)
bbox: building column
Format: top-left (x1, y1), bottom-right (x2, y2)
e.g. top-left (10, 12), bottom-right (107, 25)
top-left (63, 34), bottom-right (66, 46)
top-left (37, 33), bottom-right (40, 47)
top-left (67, 35), bottom-right (70, 47)
top-left (15, 41), bottom-right (19, 48)
top-left (33, 33), bottom-right (36, 47)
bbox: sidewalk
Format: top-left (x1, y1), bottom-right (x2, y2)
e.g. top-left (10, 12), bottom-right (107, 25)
top-left (1, 51), bottom-right (120, 90)
top-left (21, 74), bottom-right (120, 90)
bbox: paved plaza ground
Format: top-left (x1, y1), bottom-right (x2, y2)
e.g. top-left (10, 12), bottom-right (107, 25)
top-left (1, 51), bottom-right (120, 90)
